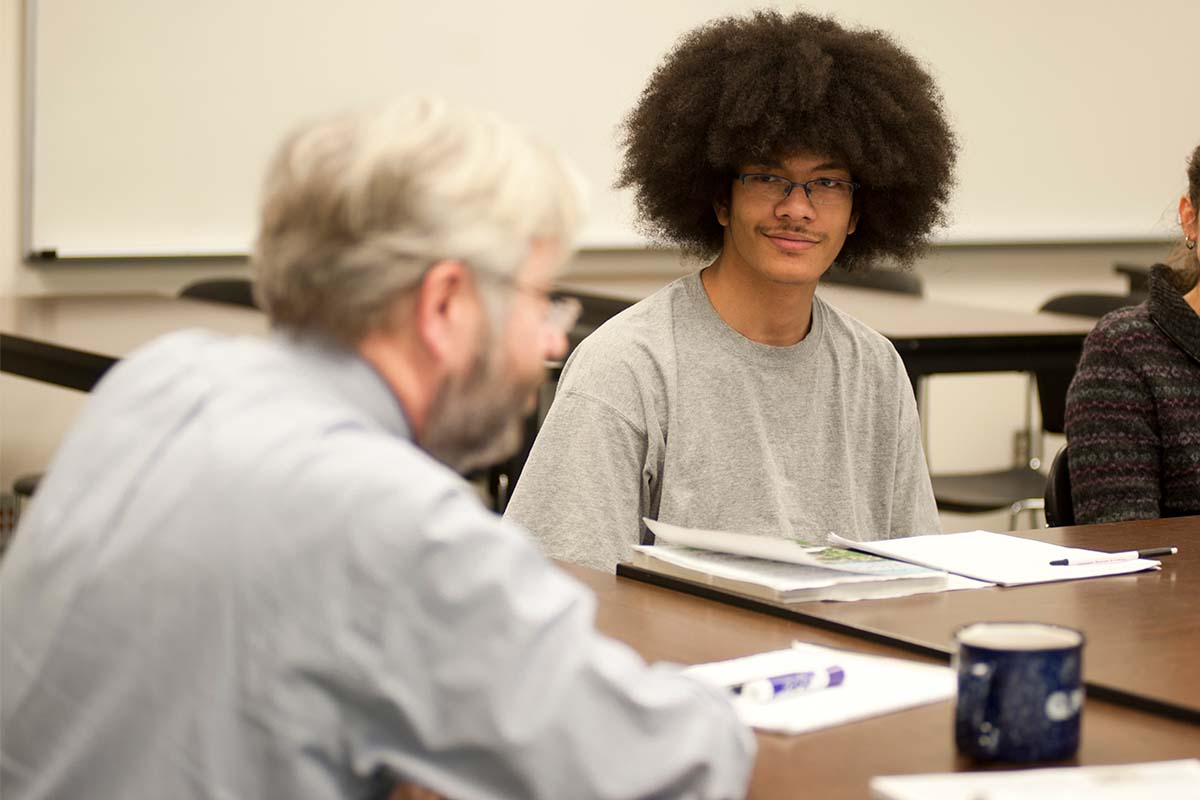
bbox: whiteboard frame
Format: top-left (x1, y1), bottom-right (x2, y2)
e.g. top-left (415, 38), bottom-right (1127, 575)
top-left (20, 0), bottom-right (1195, 261)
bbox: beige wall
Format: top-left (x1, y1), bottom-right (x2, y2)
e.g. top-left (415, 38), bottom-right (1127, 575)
top-left (2, 0), bottom-right (17, 295)
top-left (0, 1), bottom-right (1174, 531)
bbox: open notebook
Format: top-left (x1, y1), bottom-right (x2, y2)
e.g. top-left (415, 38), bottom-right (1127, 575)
top-left (634, 519), bottom-right (988, 603)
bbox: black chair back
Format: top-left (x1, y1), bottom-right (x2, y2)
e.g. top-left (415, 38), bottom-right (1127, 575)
top-left (820, 266), bottom-right (923, 296)
top-left (1035, 292), bottom-right (1144, 434)
top-left (1044, 445), bottom-right (1074, 527)
top-left (179, 278), bottom-right (258, 309)
top-left (1039, 292), bottom-right (1145, 318)
top-left (563, 291), bottom-right (634, 351)
top-left (1113, 263), bottom-right (1151, 294)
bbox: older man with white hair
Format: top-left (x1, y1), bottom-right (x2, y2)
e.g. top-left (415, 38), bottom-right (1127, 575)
top-left (0, 98), bottom-right (754, 800)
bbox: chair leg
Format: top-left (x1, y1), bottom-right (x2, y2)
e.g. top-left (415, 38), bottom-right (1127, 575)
top-left (495, 472), bottom-right (511, 513)
top-left (1009, 498), bottom-right (1046, 530)
top-left (0, 494), bottom-right (18, 556)
top-left (1026, 375), bottom-right (1047, 471)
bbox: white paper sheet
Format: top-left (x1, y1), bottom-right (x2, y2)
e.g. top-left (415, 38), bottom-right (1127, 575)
top-left (683, 642), bottom-right (954, 735)
top-left (828, 530), bottom-right (1161, 586)
top-left (870, 759), bottom-right (1200, 800)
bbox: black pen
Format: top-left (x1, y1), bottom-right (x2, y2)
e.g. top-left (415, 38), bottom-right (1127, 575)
top-left (1049, 546), bottom-right (1178, 566)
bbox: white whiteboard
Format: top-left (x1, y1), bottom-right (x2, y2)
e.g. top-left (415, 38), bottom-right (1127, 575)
top-left (27, 0), bottom-right (1200, 257)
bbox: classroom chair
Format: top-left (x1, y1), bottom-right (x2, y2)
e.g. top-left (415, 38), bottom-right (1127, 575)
top-left (1113, 262), bottom-right (1151, 295)
top-left (1043, 444), bottom-right (1074, 527)
top-left (819, 264), bottom-right (925, 295)
top-left (11, 473), bottom-right (40, 514)
top-left (179, 278), bottom-right (259, 309)
top-left (929, 291), bottom-right (1143, 529)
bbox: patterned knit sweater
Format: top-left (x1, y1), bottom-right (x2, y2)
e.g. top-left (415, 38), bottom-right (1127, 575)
top-left (1064, 265), bottom-right (1200, 524)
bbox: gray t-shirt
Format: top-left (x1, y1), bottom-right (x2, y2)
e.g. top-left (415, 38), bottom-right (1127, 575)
top-left (506, 271), bottom-right (940, 572)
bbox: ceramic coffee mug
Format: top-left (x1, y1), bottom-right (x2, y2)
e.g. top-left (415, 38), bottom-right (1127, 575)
top-left (954, 621), bottom-right (1084, 762)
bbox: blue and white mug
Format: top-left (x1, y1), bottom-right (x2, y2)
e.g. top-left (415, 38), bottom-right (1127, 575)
top-left (953, 622), bottom-right (1084, 763)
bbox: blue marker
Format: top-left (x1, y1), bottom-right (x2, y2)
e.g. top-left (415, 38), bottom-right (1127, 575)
top-left (730, 665), bottom-right (846, 703)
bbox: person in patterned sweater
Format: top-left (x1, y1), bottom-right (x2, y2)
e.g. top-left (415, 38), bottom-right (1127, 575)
top-left (1065, 143), bottom-right (1200, 524)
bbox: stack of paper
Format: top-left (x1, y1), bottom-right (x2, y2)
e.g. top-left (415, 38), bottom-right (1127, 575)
top-left (683, 642), bottom-right (954, 735)
top-left (870, 759), bottom-right (1200, 800)
top-left (633, 519), bottom-right (989, 603)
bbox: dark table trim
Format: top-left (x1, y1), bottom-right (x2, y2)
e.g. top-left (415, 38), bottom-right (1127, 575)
top-left (0, 333), bottom-right (115, 392)
top-left (894, 334), bottom-right (1084, 400)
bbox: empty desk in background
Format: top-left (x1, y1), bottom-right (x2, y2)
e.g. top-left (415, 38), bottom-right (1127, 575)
top-left (2, 286), bottom-right (1097, 395)
top-left (2, 288), bottom-right (1096, 516)
top-left (618, 515), bottom-right (1200, 723)
top-left (559, 279), bottom-right (1097, 393)
top-left (569, 551), bottom-right (1200, 800)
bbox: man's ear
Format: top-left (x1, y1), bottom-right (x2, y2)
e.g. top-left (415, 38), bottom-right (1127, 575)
top-left (848, 209), bottom-right (859, 235)
top-left (412, 259), bottom-right (473, 363)
top-left (714, 200), bottom-right (730, 227)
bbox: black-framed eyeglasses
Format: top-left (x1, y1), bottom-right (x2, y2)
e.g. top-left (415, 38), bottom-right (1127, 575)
top-left (470, 267), bottom-right (582, 334)
top-left (737, 173), bottom-right (859, 206)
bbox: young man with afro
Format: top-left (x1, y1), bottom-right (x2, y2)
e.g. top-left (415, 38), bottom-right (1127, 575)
top-left (506, 10), bottom-right (958, 572)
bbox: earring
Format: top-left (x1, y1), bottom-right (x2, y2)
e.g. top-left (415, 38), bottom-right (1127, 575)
top-left (1188, 237), bottom-right (1197, 251)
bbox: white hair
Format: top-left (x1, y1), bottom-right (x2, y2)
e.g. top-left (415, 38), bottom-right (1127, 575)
top-left (252, 96), bottom-right (587, 343)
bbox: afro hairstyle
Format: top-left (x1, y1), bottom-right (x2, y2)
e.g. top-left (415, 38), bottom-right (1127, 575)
top-left (617, 9), bottom-right (957, 269)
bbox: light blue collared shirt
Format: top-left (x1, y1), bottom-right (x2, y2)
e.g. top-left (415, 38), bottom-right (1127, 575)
top-left (1, 329), bottom-right (754, 800)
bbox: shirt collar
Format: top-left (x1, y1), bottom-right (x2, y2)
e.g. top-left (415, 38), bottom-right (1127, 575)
top-left (1148, 264), bottom-right (1200, 365)
top-left (270, 328), bottom-right (413, 440)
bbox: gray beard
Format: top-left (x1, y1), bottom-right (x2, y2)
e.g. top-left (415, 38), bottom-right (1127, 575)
top-left (419, 339), bottom-right (537, 475)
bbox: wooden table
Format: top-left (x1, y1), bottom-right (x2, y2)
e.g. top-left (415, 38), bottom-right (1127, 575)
top-left (566, 561), bottom-right (1200, 800)
top-left (5, 294), bottom-right (1194, 797)
top-left (619, 516), bottom-right (1200, 723)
